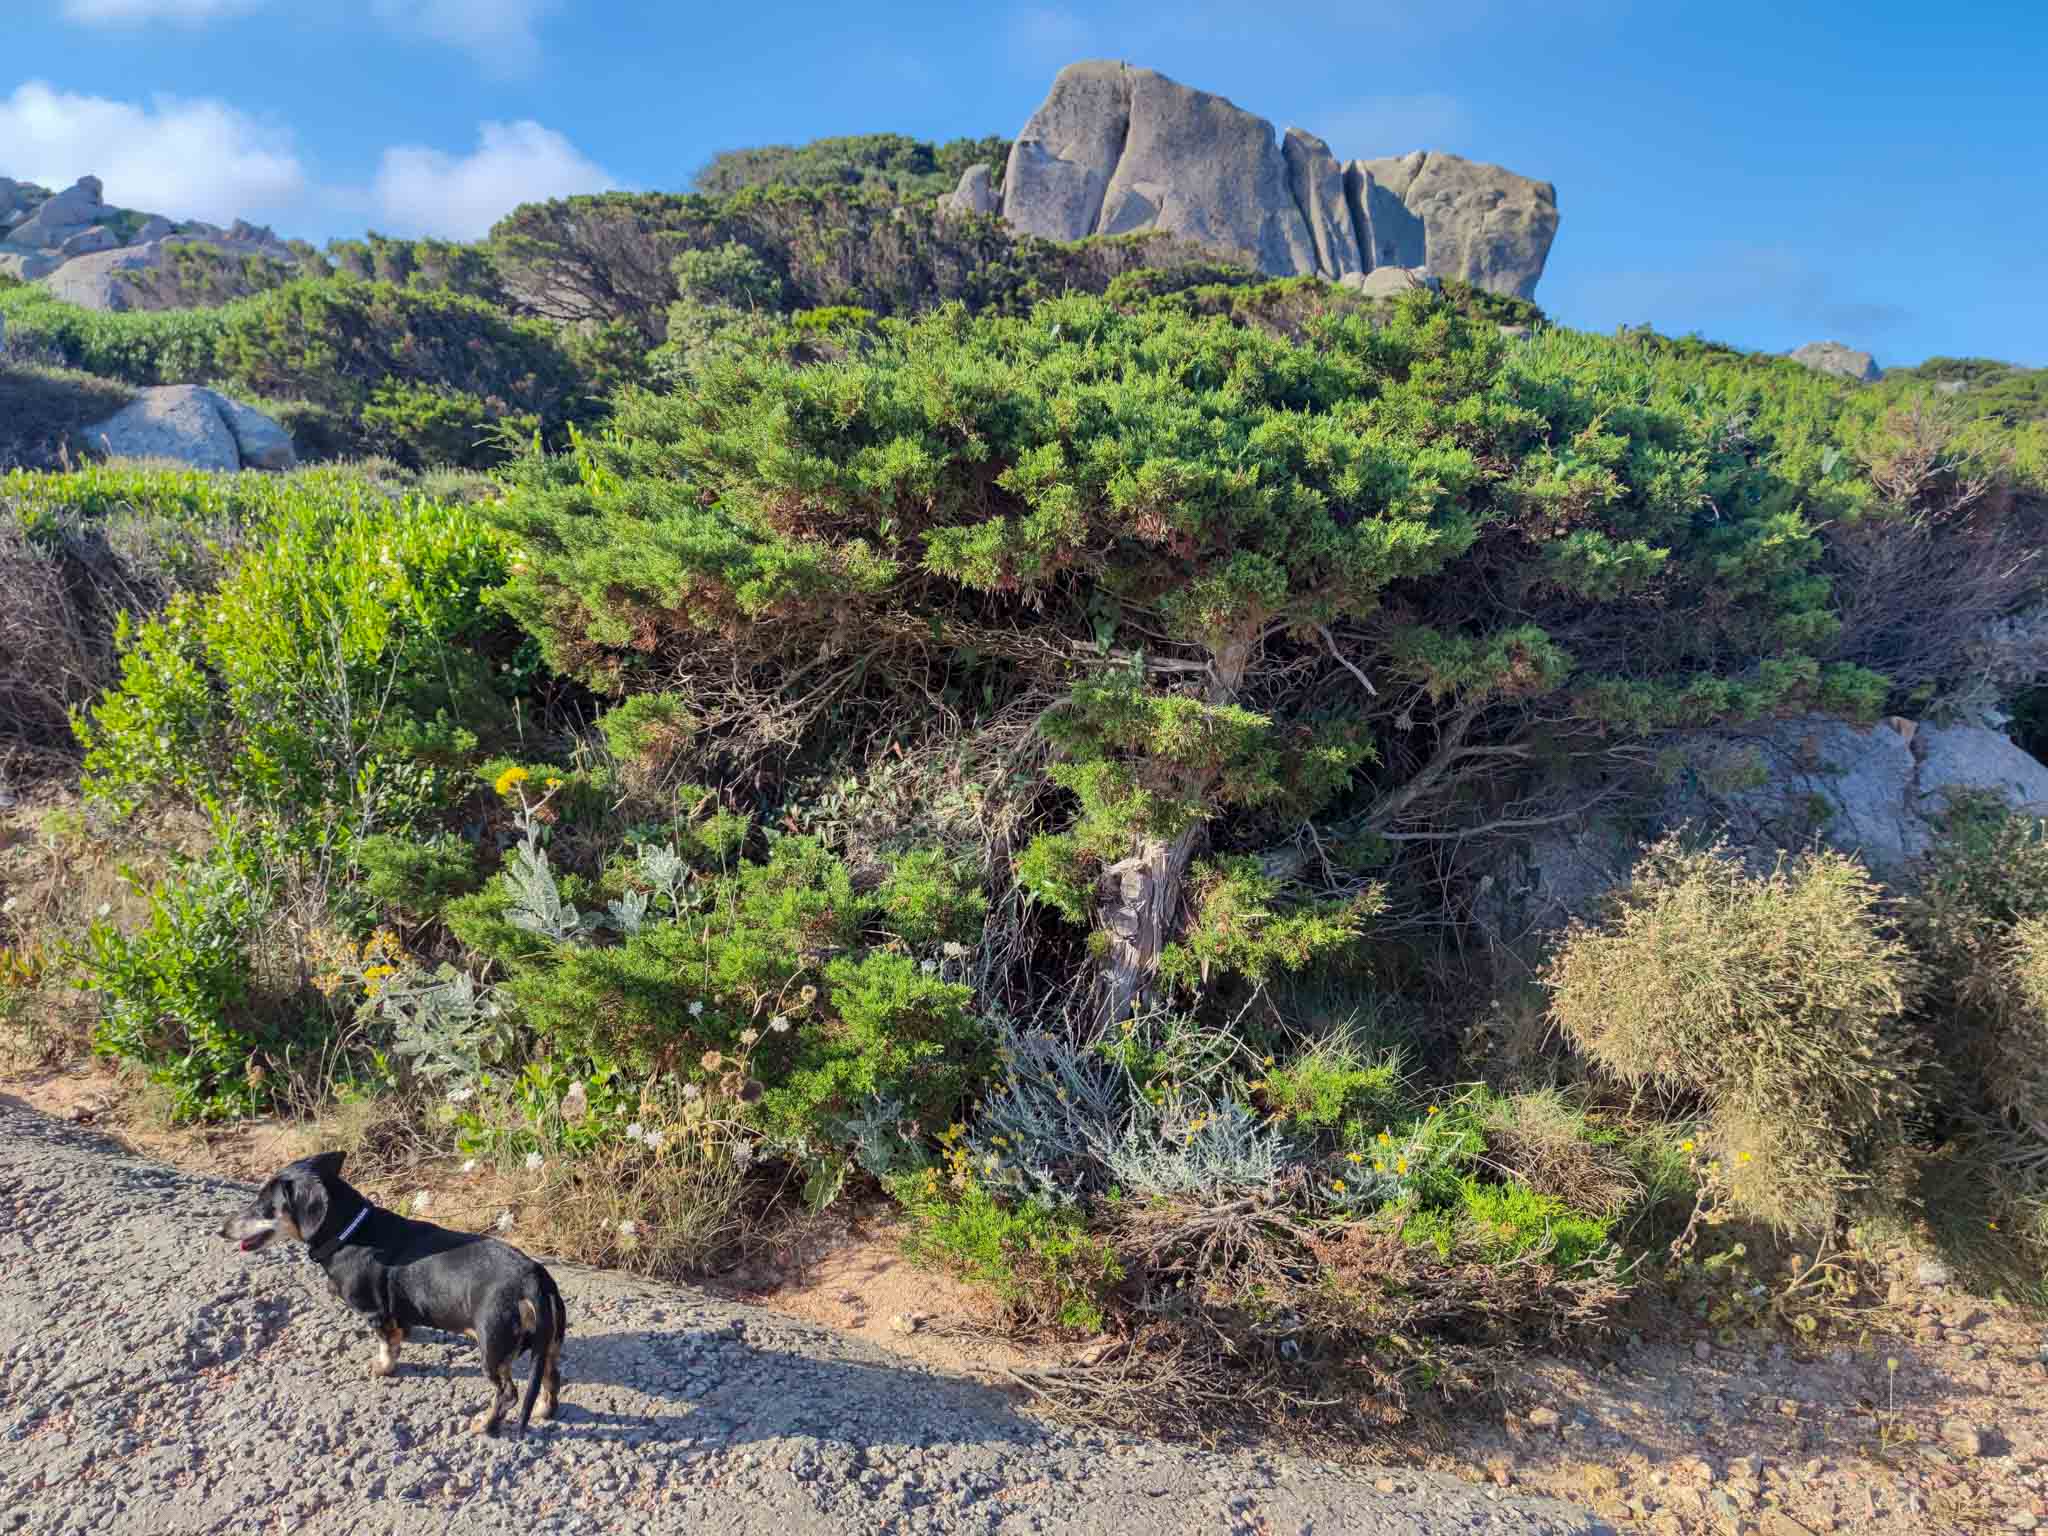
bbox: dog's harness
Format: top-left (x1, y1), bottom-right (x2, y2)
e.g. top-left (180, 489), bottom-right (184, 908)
top-left (307, 1204), bottom-right (368, 1265)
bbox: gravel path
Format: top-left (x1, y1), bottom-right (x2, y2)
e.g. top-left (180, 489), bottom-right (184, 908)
top-left (0, 1096), bottom-right (1610, 1535)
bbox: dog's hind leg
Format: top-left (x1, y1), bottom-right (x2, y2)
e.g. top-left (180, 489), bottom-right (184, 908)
top-left (472, 1324), bottom-right (518, 1436)
top-left (539, 1305), bottom-right (564, 1420)
top-left (371, 1319), bottom-right (405, 1378)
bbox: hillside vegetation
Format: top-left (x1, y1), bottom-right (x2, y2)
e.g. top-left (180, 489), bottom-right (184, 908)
top-left (2, 128), bottom-right (2046, 1442)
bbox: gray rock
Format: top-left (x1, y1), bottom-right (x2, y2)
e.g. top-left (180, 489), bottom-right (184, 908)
top-left (1356, 152), bottom-right (1559, 300)
top-left (1001, 59), bottom-right (1133, 242)
top-left (212, 393), bottom-right (298, 471)
top-left (6, 175), bottom-right (105, 249)
top-left (1283, 128), bottom-right (1362, 278)
top-left (1913, 721), bottom-right (2048, 818)
top-left (38, 243), bottom-right (164, 311)
top-left (58, 225), bottom-right (117, 257)
top-left (85, 386), bottom-right (242, 471)
top-left (997, 63), bottom-right (1557, 297)
top-left (82, 385), bottom-right (294, 473)
top-left (1789, 341), bottom-right (1882, 382)
top-left (1916, 1257), bottom-right (1954, 1287)
top-left (1098, 67), bottom-right (1318, 275)
top-left (1340, 265), bottom-right (1440, 298)
top-left (1473, 713), bottom-right (2048, 961)
top-left (937, 163), bottom-right (1000, 218)
top-left (134, 215), bottom-right (174, 243)
top-left (1350, 154), bottom-right (1430, 270)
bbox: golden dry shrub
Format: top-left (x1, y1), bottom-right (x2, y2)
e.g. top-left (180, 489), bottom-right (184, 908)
top-left (1988, 915), bottom-right (2048, 1138)
top-left (1544, 837), bottom-right (1926, 1232)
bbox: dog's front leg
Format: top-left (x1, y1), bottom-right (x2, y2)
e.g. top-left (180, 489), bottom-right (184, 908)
top-left (371, 1319), bottom-right (405, 1378)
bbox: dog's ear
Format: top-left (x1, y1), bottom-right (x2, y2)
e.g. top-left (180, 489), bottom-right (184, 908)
top-left (306, 1150), bottom-right (346, 1181)
top-left (287, 1169), bottom-right (330, 1240)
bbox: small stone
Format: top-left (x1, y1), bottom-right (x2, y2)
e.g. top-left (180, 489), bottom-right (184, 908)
top-left (1526, 1406), bottom-right (1562, 1429)
top-left (1735, 1455), bottom-right (1764, 1479)
top-left (1916, 1258), bottom-right (1954, 1287)
top-left (2008, 1515), bottom-right (2039, 1532)
top-left (888, 1314), bottom-right (919, 1336)
top-left (1941, 1420), bottom-right (1989, 1457)
top-left (1694, 1340), bottom-right (1714, 1362)
top-left (1374, 1477), bottom-right (1396, 1494)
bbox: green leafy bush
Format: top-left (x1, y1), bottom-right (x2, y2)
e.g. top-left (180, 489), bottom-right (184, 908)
top-left (1546, 837), bottom-right (1926, 1232)
top-left (76, 476), bottom-right (512, 834)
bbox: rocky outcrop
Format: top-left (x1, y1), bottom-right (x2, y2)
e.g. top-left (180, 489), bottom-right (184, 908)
top-left (82, 386), bottom-right (297, 473)
top-left (1473, 715), bottom-right (2048, 959)
top-left (1790, 341), bottom-right (1882, 382)
top-left (997, 62), bottom-right (1557, 299)
top-left (0, 175), bottom-right (297, 309)
top-left (936, 164), bottom-right (1001, 218)
top-left (1340, 266), bottom-right (1441, 298)
top-left (1283, 130), bottom-right (1362, 279)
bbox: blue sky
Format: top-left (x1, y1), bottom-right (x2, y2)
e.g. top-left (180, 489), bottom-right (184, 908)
top-left (7, 0), bottom-right (2045, 366)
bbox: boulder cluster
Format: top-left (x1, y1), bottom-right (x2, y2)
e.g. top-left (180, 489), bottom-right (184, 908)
top-left (0, 174), bottom-right (296, 311)
top-left (946, 61), bottom-right (1560, 301)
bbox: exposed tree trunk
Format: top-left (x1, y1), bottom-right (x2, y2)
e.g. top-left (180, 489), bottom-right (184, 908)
top-left (1092, 630), bottom-right (1255, 1023)
top-left (1096, 823), bottom-right (1204, 1025)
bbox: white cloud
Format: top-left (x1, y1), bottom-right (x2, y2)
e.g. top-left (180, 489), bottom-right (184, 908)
top-left (368, 0), bottom-right (558, 78)
top-left (0, 80), bottom-right (305, 225)
top-left (61, 0), bottom-right (262, 21)
top-left (1313, 95), bottom-right (1472, 159)
top-left (371, 121), bottom-right (618, 241)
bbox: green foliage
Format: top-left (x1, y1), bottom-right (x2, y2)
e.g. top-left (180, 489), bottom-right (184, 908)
top-left (78, 821), bottom-right (312, 1121)
top-left (214, 277), bottom-right (590, 468)
top-left (352, 831), bottom-right (478, 920)
top-left (1160, 856), bottom-right (1381, 989)
top-left (1403, 1177), bottom-right (1614, 1268)
top-left (76, 476), bottom-right (512, 836)
top-left (692, 132), bottom-right (1011, 200)
top-left (459, 830), bottom-right (993, 1158)
top-left (0, 284), bottom-right (228, 385)
top-left (893, 1166), bottom-right (1120, 1333)
top-left (1256, 1036), bottom-right (1402, 1131)
top-left (1546, 837), bottom-right (1926, 1232)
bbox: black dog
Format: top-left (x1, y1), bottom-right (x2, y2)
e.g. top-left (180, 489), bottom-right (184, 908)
top-left (220, 1151), bottom-right (566, 1435)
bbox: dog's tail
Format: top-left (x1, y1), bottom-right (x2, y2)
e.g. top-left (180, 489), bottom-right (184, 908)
top-left (516, 1281), bottom-right (553, 1435)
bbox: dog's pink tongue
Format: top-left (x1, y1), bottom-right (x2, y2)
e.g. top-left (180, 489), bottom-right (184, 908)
top-left (240, 1236), bottom-right (261, 1251)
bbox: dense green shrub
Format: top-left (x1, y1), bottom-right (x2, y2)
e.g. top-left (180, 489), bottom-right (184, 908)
top-left (76, 476), bottom-right (512, 835)
top-left (214, 277), bottom-right (590, 467)
top-left (493, 289), bottom-right (1910, 1020)
top-left (1546, 837), bottom-right (1925, 1232)
top-left (0, 285), bottom-right (228, 385)
top-left (692, 132), bottom-right (1010, 199)
top-left (449, 821), bottom-right (992, 1159)
top-left (79, 819), bottom-right (322, 1120)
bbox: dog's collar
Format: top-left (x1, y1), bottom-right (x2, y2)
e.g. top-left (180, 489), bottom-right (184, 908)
top-left (307, 1204), bottom-right (368, 1263)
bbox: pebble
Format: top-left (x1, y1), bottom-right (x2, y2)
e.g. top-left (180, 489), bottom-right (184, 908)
top-left (1526, 1407), bottom-right (1562, 1430)
top-left (1943, 1419), bottom-right (1989, 1457)
top-left (1694, 1341), bottom-right (1714, 1362)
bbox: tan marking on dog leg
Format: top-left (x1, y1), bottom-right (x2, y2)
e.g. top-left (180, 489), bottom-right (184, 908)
top-left (539, 1332), bottom-right (563, 1419)
top-left (371, 1319), bottom-right (403, 1378)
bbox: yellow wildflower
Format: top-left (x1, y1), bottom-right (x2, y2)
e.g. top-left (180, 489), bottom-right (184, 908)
top-left (1376, 1131), bottom-right (1391, 1146)
top-left (1346, 1151), bottom-right (1363, 1165)
top-left (1737, 1151), bottom-right (1753, 1165)
top-left (1680, 1139), bottom-right (1696, 1153)
top-left (1427, 1105), bottom-right (1440, 1117)
top-left (1373, 1161), bottom-right (1386, 1173)
top-left (1262, 1056), bottom-right (1275, 1067)
top-left (1395, 1157), bottom-right (1408, 1175)
top-left (494, 765), bottom-right (530, 797)
top-left (1330, 1179), bottom-right (1346, 1194)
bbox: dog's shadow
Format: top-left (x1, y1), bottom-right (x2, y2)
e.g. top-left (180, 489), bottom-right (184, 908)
top-left (393, 1321), bottom-right (1047, 1453)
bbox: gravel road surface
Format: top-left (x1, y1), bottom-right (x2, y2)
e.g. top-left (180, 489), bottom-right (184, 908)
top-left (0, 1096), bottom-right (1611, 1535)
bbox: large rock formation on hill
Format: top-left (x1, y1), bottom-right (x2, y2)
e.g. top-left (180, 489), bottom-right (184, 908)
top-left (0, 175), bottom-right (298, 310)
top-left (985, 62), bottom-right (1558, 299)
top-left (1789, 341), bottom-right (1883, 382)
